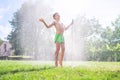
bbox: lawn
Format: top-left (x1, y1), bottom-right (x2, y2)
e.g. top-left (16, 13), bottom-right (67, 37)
top-left (0, 61), bottom-right (120, 80)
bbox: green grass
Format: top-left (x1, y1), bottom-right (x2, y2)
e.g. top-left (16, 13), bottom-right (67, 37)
top-left (0, 61), bottom-right (120, 80)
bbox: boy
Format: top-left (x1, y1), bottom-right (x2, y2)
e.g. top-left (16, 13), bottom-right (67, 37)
top-left (39, 12), bottom-right (73, 67)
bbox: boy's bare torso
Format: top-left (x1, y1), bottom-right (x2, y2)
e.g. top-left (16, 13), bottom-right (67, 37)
top-left (54, 21), bottom-right (65, 35)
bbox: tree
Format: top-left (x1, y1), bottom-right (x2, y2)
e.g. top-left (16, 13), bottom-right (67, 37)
top-left (112, 15), bottom-right (120, 43)
top-left (66, 16), bottom-right (102, 60)
top-left (0, 38), bottom-right (3, 45)
top-left (7, 1), bottom-right (54, 60)
top-left (93, 15), bottom-right (120, 61)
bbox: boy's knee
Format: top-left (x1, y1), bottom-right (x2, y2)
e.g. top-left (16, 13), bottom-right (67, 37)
top-left (56, 48), bottom-right (60, 52)
top-left (62, 48), bottom-right (65, 52)
top-left (56, 46), bottom-right (60, 51)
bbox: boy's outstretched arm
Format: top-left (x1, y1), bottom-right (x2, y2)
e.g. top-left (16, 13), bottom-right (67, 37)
top-left (65, 20), bottom-right (73, 30)
top-left (39, 18), bottom-right (54, 28)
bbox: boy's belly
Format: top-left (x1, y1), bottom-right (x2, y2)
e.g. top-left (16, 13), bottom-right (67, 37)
top-left (56, 30), bottom-right (64, 35)
top-left (56, 30), bottom-right (64, 34)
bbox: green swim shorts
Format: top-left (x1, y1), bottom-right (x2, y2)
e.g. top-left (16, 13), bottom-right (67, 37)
top-left (54, 34), bottom-right (64, 43)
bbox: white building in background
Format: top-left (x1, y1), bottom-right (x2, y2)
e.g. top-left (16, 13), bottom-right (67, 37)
top-left (0, 41), bottom-right (12, 56)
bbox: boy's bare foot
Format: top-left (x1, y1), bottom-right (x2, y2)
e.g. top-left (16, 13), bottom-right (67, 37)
top-left (55, 61), bottom-right (58, 67)
top-left (59, 62), bottom-right (63, 67)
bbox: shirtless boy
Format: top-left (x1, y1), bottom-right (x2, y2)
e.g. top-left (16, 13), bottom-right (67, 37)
top-left (39, 12), bottom-right (73, 67)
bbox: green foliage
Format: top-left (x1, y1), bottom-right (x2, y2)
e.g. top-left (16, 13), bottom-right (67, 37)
top-left (112, 15), bottom-right (120, 43)
top-left (0, 38), bottom-right (3, 45)
top-left (85, 15), bottom-right (120, 61)
top-left (7, 12), bottom-right (24, 55)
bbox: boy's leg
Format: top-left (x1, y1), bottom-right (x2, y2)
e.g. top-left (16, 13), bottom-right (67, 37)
top-left (55, 43), bottom-right (60, 67)
top-left (59, 43), bottom-right (65, 67)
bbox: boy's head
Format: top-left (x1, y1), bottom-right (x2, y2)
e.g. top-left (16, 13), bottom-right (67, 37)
top-left (53, 12), bottom-right (60, 20)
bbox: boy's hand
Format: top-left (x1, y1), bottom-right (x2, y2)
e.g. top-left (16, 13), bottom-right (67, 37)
top-left (39, 18), bottom-right (44, 22)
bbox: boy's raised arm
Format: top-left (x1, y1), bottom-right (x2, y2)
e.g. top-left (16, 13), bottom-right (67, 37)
top-left (65, 20), bottom-right (73, 30)
top-left (39, 18), bottom-right (54, 28)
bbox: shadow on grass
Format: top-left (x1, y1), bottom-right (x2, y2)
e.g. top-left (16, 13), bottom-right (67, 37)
top-left (0, 66), bottom-right (55, 76)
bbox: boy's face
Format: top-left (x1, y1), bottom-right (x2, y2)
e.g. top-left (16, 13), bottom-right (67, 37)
top-left (54, 13), bottom-right (60, 20)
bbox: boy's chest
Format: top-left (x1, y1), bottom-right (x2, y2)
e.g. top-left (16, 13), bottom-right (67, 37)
top-left (55, 22), bottom-right (64, 29)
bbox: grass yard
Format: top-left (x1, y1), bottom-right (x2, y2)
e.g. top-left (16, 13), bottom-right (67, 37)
top-left (0, 61), bottom-right (120, 80)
